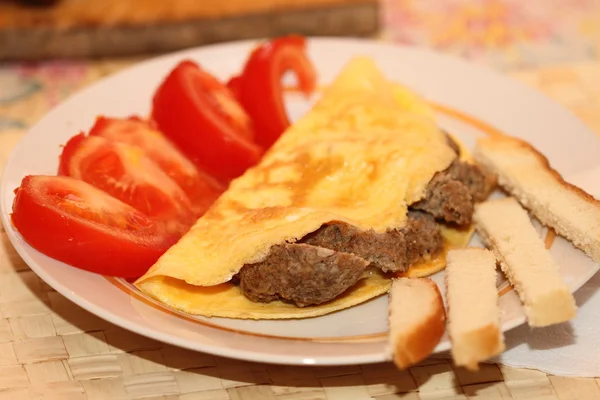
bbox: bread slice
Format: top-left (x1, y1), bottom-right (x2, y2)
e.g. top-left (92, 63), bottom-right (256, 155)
top-left (446, 248), bottom-right (505, 370)
top-left (474, 135), bottom-right (600, 263)
top-left (388, 278), bottom-right (446, 369)
top-left (474, 197), bottom-right (577, 327)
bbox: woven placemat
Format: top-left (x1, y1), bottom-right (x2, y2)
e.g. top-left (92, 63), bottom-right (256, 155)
top-left (1, 60), bottom-right (600, 399)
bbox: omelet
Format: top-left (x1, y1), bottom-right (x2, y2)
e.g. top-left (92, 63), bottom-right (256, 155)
top-left (135, 57), bottom-right (476, 319)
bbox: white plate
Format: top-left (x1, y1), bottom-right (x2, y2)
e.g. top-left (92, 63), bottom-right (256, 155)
top-left (2, 38), bottom-right (599, 366)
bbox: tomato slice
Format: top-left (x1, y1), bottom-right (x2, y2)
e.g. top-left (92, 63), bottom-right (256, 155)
top-left (151, 60), bottom-right (264, 182)
top-left (89, 116), bottom-right (224, 217)
top-left (226, 75), bottom-right (243, 101)
top-left (11, 175), bottom-right (176, 278)
top-left (233, 35), bottom-right (317, 148)
top-left (59, 133), bottom-right (195, 236)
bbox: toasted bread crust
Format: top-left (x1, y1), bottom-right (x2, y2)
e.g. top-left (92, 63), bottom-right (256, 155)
top-left (445, 248), bottom-right (504, 371)
top-left (451, 323), bottom-right (504, 370)
top-left (474, 135), bottom-right (600, 263)
top-left (389, 278), bottom-right (446, 370)
top-left (477, 135), bottom-right (599, 204)
top-left (474, 198), bottom-right (577, 327)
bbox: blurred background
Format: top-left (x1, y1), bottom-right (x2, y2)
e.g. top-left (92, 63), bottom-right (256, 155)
top-left (1, 0), bottom-right (600, 133)
top-left (2, 0), bottom-right (600, 65)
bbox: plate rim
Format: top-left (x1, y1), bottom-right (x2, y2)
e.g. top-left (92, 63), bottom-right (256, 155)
top-left (1, 37), bottom-right (598, 366)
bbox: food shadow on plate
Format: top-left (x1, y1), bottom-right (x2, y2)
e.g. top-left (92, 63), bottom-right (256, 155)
top-left (500, 274), bottom-right (599, 352)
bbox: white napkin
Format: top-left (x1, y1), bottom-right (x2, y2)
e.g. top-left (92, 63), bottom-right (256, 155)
top-left (492, 166), bottom-right (600, 377)
top-left (496, 272), bottom-right (600, 377)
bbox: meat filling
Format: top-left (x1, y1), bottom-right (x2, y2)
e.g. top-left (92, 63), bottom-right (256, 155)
top-left (403, 211), bottom-right (444, 266)
top-left (412, 171), bottom-right (474, 225)
top-left (238, 157), bottom-right (496, 307)
top-left (302, 211), bottom-right (441, 273)
top-left (239, 212), bottom-right (443, 307)
top-left (302, 223), bottom-right (406, 272)
top-left (412, 160), bottom-right (496, 225)
top-left (239, 244), bottom-right (368, 307)
top-left (447, 161), bottom-right (497, 202)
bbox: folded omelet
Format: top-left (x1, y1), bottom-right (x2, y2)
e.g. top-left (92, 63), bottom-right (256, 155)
top-left (135, 57), bottom-right (476, 319)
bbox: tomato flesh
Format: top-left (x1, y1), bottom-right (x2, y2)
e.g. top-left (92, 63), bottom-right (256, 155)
top-left (89, 116), bottom-right (224, 217)
top-left (234, 36), bottom-right (317, 148)
top-left (152, 60), bottom-right (264, 183)
top-left (59, 133), bottom-right (196, 236)
top-left (11, 175), bottom-right (176, 278)
top-left (185, 68), bottom-right (256, 143)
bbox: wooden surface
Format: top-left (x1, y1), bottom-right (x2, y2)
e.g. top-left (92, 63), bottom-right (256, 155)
top-left (0, 0), bottom-right (377, 28)
top-left (0, 0), bottom-right (379, 60)
top-left (0, 58), bottom-right (600, 398)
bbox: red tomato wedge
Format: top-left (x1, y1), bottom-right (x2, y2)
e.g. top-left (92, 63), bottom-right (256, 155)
top-left (59, 133), bottom-right (195, 236)
top-left (89, 116), bottom-right (224, 217)
top-left (231, 36), bottom-right (317, 148)
top-left (152, 60), bottom-right (264, 183)
top-left (226, 75), bottom-right (243, 100)
top-left (11, 175), bottom-right (176, 278)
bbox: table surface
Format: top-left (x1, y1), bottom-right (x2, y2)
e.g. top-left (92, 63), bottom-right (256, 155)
top-left (2, 1), bottom-right (600, 399)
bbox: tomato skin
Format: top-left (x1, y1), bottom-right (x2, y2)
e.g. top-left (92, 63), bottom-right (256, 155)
top-left (226, 75), bottom-right (243, 101)
top-left (89, 116), bottom-right (224, 217)
top-left (234, 36), bottom-right (317, 148)
top-left (151, 60), bottom-right (264, 183)
top-left (59, 133), bottom-right (196, 236)
top-left (58, 131), bottom-right (84, 176)
top-left (11, 176), bottom-right (176, 278)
